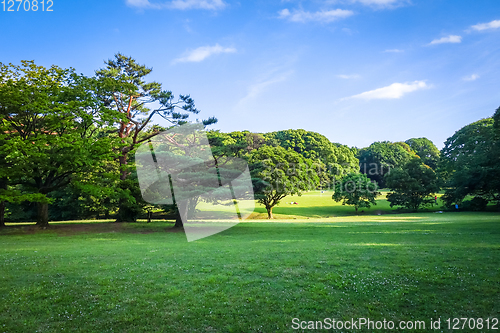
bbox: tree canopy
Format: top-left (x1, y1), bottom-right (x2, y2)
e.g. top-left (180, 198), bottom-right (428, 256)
top-left (385, 157), bottom-right (440, 211)
top-left (358, 141), bottom-right (416, 188)
top-left (265, 129), bottom-right (359, 186)
top-left (332, 173), bottom-right (380, 212)
top-left (405, 137), bottom-right (440, 170)
top-left (0, 60), bottom-right (120, 226)
top-left (440, 115), bottom-right (500, 207)
top-left (248, 146), bottom-right (319, 219)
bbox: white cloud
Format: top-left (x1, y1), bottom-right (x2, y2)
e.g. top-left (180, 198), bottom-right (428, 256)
top-left (169, 0), bottom-right (225, 10)
top-left (173, 44), bottom-right (236, 63)
top-left (384, 49), bottom-right (404, 53)
top-left (470, 19), bottom-right (500, 31)
top-left (352, 0), bottom-right (399, 5)
top-left (239, 71), bottom-right (293, 104)
top-left (125, 0), bottom-right (225, 10)
top-left (350, 0), bottom-right (408, 8)
top-left (126, 0), bottom-right (156, 8)
top-left (337, 74), bottom-right (360, 79)
top-left (349, 81), bottom-right (428, 100)
top-left (428, 35), bottom-right (462, 45)
top-left (462, 74), bottom-right (479, 81)
top-left (278, 8), bottom-right (354, 23)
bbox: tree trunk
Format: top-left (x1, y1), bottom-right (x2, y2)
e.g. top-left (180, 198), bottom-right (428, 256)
top-left (36, 202), bottom-right (49, 227)
top-left (116, 151), bottom-right (136, 222)
top-left (173, 205), bottom-right (185, 228)
top-left (116, 205), bottom-right (137, 222)
top-left (267, 206), bottom-right (273, 219)
top-left (0, 179), bottom-right (6, 227)
top-left (174, 213), bottom-right (184, 228)
top-left (0, 201), bottom-right (5, 228)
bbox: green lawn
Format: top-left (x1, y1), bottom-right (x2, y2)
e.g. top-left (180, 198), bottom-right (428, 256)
top-left (1, 212), bottom-right (499, 332)
top-left (194, 190), bottom-right (446, 219)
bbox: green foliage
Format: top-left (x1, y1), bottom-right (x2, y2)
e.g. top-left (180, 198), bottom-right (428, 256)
top-left (405, 137), bottom-right (440, 170)
top-left (96, 54), bottom-right (217, 222)
top-left (248, 146), bottom-right (320, 218)
top-left (0, 60), bottom-right (121, 225)
top-left (440, 115), bottom-right (500, 206)
top-left (265, 129), bottom-right (359, 184)
top-left (332, 173), bottom-right (380, 212)
top-left (385, 157), bottom-right (440, 211)
top-left (460, 197), bottom-right (489, 211)
top-left (359, 141), bottom-right (416, 188)
top-left (207, 130), bottom-right (266, 160)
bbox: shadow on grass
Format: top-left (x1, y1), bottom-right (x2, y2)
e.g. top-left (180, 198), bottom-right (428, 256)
top-left (0, 221), bottom-right (182, 236)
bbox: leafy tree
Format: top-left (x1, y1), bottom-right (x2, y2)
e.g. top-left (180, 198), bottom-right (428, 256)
top-left (208, 130), bottom-right (266, 160)
top-left (265, 129), bottom-right (359, 187)
top-left (96, 53), bottom-right (216, 222)
top-left (405, 137), bottom-right (440, 170)
top-left (332, 173), bottom-right (380, 212)
top-left (0, 60), bottom-right (120, 226)
top-left (440, 113), bottom-right (500, 207)
top-left (385, 157), bottom-right (440, 211)
top-left (248, 146), bottom-right (319, 219)
top-left (359, 141), bottom-right (416, 188)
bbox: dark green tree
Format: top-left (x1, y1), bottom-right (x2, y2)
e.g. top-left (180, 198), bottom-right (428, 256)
top-left (440, 111), bottom-right (500, 208)
top-left (248, 146), bottom-right (319, 219)
top-left (0, 61), bottom-right (121, 226)
top-left (405, 137), bottom-right (440, 170)
top-left (385, 157), bottom-right (440, 211)
top-left (359, 141), bottom-right (416, 188)
top-left (96, 53), bottom-right (216, 222)
top-left (265, 129), bottom-right (359, 187)
top-left (332, 173), bottom-right (380, 212)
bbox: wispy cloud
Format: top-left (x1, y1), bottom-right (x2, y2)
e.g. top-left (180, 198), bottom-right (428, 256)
top-left (337, 74), bottom-right (360, 79)
top-left (428, 35), bottom-right (462, 45)
top-left (470, 19), bottom-right (500, 31)
top-left (125, 0), bottom-right (225, 10)
top-left (278, 8), bottom-right (354, 23)
top-left (173, 44), bottom-right (236, 64)
top-left (462, 74), bottom-right (479, 81)
top-left (170, 0), bottom-right (225, 10)
top-left (384, 48), bottom-right (404, 53)
top-left (350, 0), bottom-right (408, 8)
top-left (239, 71), bottom-right (293, 105)
top-left (348, 81), bottom-right (428, 100)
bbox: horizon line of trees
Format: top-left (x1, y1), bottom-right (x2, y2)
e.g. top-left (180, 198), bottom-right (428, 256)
top-left (1, 57), bottom-right (499, 225)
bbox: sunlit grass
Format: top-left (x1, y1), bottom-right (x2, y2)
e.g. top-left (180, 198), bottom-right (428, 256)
top-left (1, 212), bottom-right (499, 332)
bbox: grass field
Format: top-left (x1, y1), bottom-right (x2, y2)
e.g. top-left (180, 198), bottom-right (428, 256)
top-left (1, 210), bottom-right (499, 332)
top-left (194, 190), bottom-right (446, 220)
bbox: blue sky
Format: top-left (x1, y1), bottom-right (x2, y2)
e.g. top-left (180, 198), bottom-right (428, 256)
top-left (1, 0), bottom-right (499, 148)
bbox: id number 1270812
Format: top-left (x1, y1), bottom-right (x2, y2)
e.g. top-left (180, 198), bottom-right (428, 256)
top-left (1, 0), bottom-right (53, 11)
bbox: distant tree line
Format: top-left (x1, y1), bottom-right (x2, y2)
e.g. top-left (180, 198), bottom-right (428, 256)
top-left (1, 56), bottom-right (498, 225)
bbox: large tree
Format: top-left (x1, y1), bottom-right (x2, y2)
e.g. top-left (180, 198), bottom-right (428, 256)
top-left (265, 129), bottom-right (359, 187)
top-left (385, 157), bottom-right (440, 211)
top-left (0, 61), bottom-right (120, 226)
top-left (405, 137), bottom-right (440, 170)
top-left (96, 53), bottom-right (216, 222)
top-left (248, 146), bottom-right (319, 219)
top-left (358, 141), bottom-right (416, 188)
top-left (440, 111), bottom-right (500, 207)
top-left (332, 173), bottom-right (380, 213)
